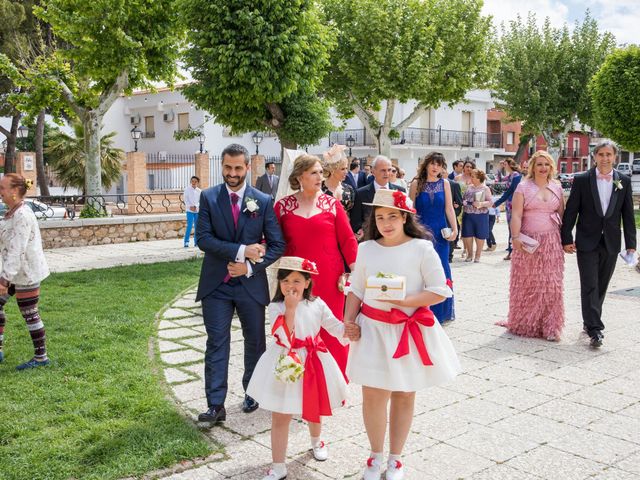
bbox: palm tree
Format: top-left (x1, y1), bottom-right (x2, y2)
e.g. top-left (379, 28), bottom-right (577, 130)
top-left (45, 123), bottom-right (123, 194)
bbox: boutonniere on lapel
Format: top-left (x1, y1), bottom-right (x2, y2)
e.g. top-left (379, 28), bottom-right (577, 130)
top-left (612, 179), bottom-right (623, 191)
top-left (243, 197), bottom-right (260, 217)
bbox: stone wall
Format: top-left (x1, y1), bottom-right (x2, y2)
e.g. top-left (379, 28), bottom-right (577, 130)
top-left (40, 214), bottom-right (187, 249)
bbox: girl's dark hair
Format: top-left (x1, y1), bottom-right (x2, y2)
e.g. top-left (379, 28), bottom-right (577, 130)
top-left (463, 159), bottom-right (476, 169)
top-left (271, 269), bottom-right (316, 302)
top-left (364, 206), bottom-right (433, 242)
top-left (415, 152), bottom-right (447, 195)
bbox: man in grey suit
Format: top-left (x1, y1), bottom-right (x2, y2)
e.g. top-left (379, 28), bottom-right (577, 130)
top-left (254, 162), bottom-right (279, 198)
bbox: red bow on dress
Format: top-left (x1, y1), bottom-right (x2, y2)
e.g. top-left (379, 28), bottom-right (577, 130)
top-left (361, 304), bottom-right (436, 366)
top-left (290, 335), bottom-right (332, 423)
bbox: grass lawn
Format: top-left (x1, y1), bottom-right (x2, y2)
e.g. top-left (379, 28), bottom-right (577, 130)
top-left (0, 259), bottom-right (215, 480)
top-left (635, 209), bottom-right (640, 228)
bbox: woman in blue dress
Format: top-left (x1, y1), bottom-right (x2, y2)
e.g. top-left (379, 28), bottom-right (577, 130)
top-left (409, 152), bottom-right (458, 323)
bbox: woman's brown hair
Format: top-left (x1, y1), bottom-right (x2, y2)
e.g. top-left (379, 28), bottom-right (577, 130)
top-left (415, 152), bottom-right (447, 195)
top-left (3, 173), bottom-right (28, 197)
top-left (288, 154), bottom-right (322, 190)
top-left (504, 158), bottom-right (521, 173)
top-left (471, 169), bottom-right (487, 183)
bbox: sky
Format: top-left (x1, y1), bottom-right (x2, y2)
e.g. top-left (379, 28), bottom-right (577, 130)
top-left (482, 0), bottom-right (640, 45)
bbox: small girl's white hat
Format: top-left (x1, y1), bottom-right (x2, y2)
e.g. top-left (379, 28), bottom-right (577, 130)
top-left (276, 256), bottom-right (319, 275)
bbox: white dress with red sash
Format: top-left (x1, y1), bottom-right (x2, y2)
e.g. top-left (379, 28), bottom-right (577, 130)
top-left (346, 238), bottom-right (461, 391)
top-left (246, 299), bottom-right (349, 421)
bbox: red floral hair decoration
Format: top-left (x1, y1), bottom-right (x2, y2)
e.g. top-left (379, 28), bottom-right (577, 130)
top-left (301, 259), bottom-right (318, 274)
top-left (392, 190), bottom-right (416, 213)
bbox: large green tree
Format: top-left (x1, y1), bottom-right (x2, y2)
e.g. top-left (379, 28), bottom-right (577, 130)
top-left (0, 0), bottom-right (35, 173)
top-left (590, 45), bottom-right (640, 151)
top-left (1, 0), bottom-right (183, 198)
top-left (494, 13), bottom-right (615, 159)
top-left (322, 0), bottom-right (495, 157)
top-left (180, 0), bottom-right (335, 149)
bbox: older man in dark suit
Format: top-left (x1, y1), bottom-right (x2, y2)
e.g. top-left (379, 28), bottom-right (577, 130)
top-left (561, 140), bottom-right (636, 348)
top-left (196, 144), bottom-right (285, 424)
top-left (350, 155), bottom-right (406, 239)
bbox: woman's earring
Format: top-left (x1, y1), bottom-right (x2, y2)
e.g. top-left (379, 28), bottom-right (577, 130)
top-left (11, 194), bottom-right (16, 201)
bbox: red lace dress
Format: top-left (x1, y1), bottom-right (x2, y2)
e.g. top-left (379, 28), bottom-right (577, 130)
top-left (275, 193), bottom-right (358, 375)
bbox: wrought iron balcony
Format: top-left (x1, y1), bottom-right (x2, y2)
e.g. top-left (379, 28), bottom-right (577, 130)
top-left (329, 127), bottom-right (503, 149)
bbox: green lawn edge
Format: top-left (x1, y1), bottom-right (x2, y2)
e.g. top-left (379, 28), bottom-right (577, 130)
top-left (0, 258), bottom-right (218, 480)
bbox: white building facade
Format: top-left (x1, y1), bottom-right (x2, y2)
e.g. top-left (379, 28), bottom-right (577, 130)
top-left (103, 87), bottom-right (509, 177)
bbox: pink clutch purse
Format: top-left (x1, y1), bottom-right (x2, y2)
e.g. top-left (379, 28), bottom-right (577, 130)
top-left (518, 233), bottom-right (540, 254)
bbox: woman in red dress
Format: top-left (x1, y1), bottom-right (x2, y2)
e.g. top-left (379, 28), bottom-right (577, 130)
top-left (275, 154), bottom-right (358, 375)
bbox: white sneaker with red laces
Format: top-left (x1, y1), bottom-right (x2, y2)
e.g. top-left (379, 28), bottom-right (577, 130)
top-left (312, 440), bottom-right (328, 461)
top-left (385, 459), bottom-right (404, 480)
top-left (363, 456), bottom-right (383, 480)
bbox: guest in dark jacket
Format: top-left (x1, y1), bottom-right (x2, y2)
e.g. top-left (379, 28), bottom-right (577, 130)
top-left (350, 155), bottom-right (405, 240)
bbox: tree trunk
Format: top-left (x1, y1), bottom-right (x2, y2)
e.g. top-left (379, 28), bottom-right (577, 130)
top-left (2, 114), bottom-right (21, 174)
top-left (35, 109), bottom-right (50, 197)
top-left (84, 111), bottom-right (103, 198)
top-left (280, 138), bottom-right (297, 151)
top-left (514, 134), bottom-right (533, 164)
top-left (375, 127), bottom-right (392, 158)
top-left (542, 130), bottom-right (562, 161)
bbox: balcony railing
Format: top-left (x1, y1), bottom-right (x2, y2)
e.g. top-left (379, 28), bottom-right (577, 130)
top-left (330, 127), bottom-right (502, 149)
top-left (560, 149), bottom-right (585, 158)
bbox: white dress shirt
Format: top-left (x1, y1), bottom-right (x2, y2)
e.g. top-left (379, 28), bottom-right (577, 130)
top-left (374, 181), bottom-right (390, 191)
top-left (225, 183), bottom-right (253, 277)
top-left (595, 168), bottom-right (613, 214)
top-left (183, 185), bottom-right (201, 212)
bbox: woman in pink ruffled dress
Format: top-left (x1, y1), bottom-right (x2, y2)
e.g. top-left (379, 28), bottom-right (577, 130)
top-left (499, 151), bottom-right (565, 340)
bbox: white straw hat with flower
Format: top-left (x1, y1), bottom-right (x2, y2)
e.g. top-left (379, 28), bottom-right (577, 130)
top-left (363, 189), bottom-right (416, 214)
top-left (276, 256), bottom-right (319, 275)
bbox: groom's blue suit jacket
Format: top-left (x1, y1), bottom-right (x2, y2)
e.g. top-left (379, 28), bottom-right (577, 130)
top-left (195, 183), bottom-right (285, 305)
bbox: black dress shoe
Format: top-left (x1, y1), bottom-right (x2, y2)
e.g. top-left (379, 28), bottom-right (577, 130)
top-left (242, 394), bottom-right (259, 413)
top-left (198, 406), bottom-right (226, 423)
top-left (589, 332), bottom-right (604, 348)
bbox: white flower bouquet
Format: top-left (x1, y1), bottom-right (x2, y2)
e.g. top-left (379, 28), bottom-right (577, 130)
top-left (274, 351), bottom-right (304, 383)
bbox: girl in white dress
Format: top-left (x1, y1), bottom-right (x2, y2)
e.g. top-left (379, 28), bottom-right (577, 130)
top-left (247, 256), bottom-right (354, 480)
top-left (344, 189), bottom-right (460, 480)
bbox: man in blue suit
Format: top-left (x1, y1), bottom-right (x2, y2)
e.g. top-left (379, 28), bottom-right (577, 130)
top-left (196, 144), bottom-right (285, 424)
top-left (344, 160), bottom-right (368, 190)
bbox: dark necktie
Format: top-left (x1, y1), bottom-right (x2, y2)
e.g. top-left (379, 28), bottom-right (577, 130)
top-left (230, 192), bottom-right (240, 228)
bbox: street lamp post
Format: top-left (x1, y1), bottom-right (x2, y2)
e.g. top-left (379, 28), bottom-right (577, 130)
top-left (130, 126), bottom-right (142, 152)
top-left (252, 131), bottom-right (264, 155)
top-left (17, 125), bottom-right (29, 139)
top-left (346, 135), bottom-right (355, 157)
top-left (198, 132), bottom-right (206, 154)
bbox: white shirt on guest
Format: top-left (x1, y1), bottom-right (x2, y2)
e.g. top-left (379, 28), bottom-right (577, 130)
top-left (183, 185), bottom-right (201, 212)
top-left (595, 168), bottom-right (613, 214)
top-left (374, 181), bottom-right (389, 191)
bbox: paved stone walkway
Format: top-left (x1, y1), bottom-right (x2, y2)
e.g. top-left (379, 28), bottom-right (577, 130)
top-left (153, 222), bottom-right (640, 480)
top-left (45, 238), bottom-right (200, 273)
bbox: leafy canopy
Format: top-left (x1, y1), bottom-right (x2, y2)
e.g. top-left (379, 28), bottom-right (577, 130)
top-left (322, 0), bottom-right (495, 120)
top-left (494, 12), bottom-right (615, 140)
top-left (180, 0), bottom-right (335, 145)
top-left (590, 45), bottom-right (640, 151)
